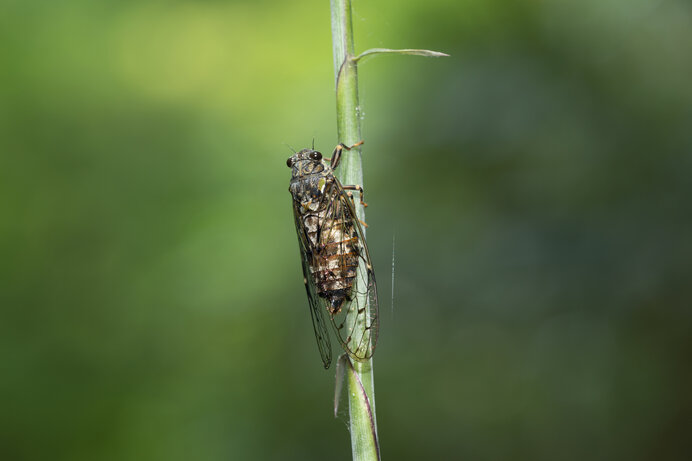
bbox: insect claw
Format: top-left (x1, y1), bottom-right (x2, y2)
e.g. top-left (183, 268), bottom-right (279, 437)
top-left (359, 219), bottom-right (368, 228)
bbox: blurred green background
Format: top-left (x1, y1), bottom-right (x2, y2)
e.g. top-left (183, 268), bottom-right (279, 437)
top-left (2, 0), bottom-right (691, 460)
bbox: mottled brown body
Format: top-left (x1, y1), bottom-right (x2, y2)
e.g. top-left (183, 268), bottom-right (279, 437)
top-left (289, 158), bottom-right (358, 313)
top-left (287, 143), bottom-right (378, 368)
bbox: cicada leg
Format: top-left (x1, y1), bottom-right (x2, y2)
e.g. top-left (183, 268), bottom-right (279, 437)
top-left (342, 184), bottom-right (367, 208)
top-left (327, 140), bottom-right (364, 169)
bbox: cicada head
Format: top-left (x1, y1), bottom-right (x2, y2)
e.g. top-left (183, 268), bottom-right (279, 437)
top-left (286, 149), bottom-right (326, 178)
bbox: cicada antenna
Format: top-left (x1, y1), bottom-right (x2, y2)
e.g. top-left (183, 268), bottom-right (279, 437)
top-left (283, 143), bottom-right (297, 154)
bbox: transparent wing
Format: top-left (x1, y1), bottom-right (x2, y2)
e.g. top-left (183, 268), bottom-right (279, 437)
top-left (321, 179), bottom-right (379, 361)
top-left (293, 200), bottom-right (333, 368)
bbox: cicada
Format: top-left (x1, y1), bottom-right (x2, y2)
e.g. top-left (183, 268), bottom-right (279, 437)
top-left (287, 141), bottom-right (378, 368)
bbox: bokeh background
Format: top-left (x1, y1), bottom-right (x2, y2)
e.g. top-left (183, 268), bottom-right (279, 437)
top-left (2, 0), bottom-right (691, 460)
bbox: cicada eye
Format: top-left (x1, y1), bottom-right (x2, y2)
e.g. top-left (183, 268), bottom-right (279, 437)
top-left (309, 151), bottom-right (322, 161)
top-left (286, 157), bottom-right (294, 168)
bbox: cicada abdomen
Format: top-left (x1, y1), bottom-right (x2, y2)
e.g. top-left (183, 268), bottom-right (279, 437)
top-left (287, 142), bottom-right (378, 368)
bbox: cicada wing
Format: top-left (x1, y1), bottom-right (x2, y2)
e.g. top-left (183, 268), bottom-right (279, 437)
top-left (322, 180), bottom-right (379, 362)
top-left (293, 200), bottom-right (333, 369)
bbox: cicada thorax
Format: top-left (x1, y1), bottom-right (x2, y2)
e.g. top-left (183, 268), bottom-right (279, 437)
top-left (299, 179), bottom-right (360, 315)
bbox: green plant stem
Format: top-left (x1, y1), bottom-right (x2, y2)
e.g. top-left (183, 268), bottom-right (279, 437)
top-left (331, 0), bottom-right (364, 198)
top-left (330, 1), bottom-right (379, 461)
top-left (330, 2), bottom-right (445, 459)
